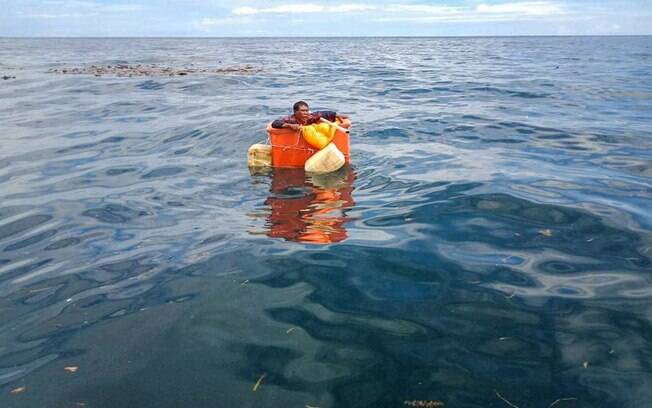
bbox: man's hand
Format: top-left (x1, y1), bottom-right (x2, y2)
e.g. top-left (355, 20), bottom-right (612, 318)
top-left (285, 123), bottom-right (302, 131)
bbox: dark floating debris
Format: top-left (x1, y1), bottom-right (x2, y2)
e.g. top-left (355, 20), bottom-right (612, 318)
top-left (48, 64), bottom-right (261, 77)
top-left (2, 75), bottom-right (16, 80)
top-left (404, 401), bottom-right (444, 407)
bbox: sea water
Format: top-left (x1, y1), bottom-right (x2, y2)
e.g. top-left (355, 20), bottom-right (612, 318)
top-left (0, 37), bottom-right (651, 408)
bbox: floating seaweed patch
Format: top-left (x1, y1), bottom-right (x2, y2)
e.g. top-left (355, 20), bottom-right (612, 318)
top-left (48, 64), bottom-right (261, 77)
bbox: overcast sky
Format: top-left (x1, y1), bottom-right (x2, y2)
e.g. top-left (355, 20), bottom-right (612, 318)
top-left (2, 1), bottom-right (651, 37)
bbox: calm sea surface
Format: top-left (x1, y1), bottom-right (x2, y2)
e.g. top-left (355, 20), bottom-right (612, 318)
top-left (1, 37), bottom-right (651, 408)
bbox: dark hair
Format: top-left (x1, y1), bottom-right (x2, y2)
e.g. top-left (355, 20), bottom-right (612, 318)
top-left (293, 101), bottom-right (309, 112)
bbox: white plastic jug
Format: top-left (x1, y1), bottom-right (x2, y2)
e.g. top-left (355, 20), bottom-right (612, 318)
top-left (247, 144), bottom-right (272, 168)
top-left (304, 142), bottom-right (345, 174)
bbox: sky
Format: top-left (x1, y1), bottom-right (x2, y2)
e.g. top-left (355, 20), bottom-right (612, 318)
top-left (2, 0), bottom-right (651, 37)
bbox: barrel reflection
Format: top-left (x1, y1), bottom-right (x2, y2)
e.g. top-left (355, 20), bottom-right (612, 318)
top-left (264, 166), bottom-right (355, 244)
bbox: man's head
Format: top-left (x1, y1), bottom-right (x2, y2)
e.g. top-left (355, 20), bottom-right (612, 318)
top-left (293, 101), bottom-right (310, 124)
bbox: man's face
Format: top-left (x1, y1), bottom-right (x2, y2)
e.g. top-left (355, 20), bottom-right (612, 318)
top-left (295, 105), bottom-right (310, 123)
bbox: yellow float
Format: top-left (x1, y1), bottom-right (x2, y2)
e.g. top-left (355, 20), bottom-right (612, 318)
top-left (301, 122), bottom-right (338, 150)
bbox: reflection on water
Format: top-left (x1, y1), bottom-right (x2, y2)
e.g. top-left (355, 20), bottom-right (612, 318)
top-left (263, 166), bottom-right (355, 244)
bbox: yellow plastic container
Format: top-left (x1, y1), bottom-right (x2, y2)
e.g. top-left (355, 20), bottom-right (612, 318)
top-left (302, 122), bottom-right (337, 150)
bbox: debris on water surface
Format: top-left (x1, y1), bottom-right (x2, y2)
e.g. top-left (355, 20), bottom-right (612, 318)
top-left (539, 229), bottom-right (553, 237)
top-left (403, 400), bottom-right (444, 407)
top-left (48, 64), bottom-right (261, 77)
top-left (252, 373), bottom-right (266, 391)
top-left (10, 386), bottom-right (26, 394)
top-left (494, 390), bottom-right (520, 408)
top-left (548, 398), bottom-right (577, 408)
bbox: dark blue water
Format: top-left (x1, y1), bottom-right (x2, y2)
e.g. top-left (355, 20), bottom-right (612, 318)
top-left (1, 37), bottom-right (651, 408)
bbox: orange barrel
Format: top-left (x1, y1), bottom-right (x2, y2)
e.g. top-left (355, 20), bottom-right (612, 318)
top-left (267, 118), bottom-right (351, 168)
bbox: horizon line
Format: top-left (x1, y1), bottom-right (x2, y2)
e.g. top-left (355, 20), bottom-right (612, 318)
top-left (2, 34), bottom-right (651, 39)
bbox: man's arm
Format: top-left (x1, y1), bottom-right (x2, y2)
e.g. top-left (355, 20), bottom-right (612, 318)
top-left (271, 115), bottom-right (301, 130)
top-left (313, 111), bottom-right (348, 122)
top-left (313, 111), bottom-right (336, 122)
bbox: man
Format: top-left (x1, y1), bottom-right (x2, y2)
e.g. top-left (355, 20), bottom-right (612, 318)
top-left (271, 101), bottom-right (348, 130)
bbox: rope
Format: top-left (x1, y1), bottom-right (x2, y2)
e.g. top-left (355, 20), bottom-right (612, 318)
top-left (262, 129), bottom-right (316, 154)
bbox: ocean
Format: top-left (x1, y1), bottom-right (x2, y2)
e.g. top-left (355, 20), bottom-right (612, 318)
top-left (0, 37), bottom-right (651, 408)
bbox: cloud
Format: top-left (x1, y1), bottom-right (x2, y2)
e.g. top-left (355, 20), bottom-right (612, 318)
top-left (476, 2), bottom-right (563, 16)
top-left (332, 4), bottom-right (377, 12)
top-left (22, 1), bottom-right (146, 14)
top-left (6, 0), bottom-right (647, 36)
top-left (385, 5), bottom-right (464, 15)
top-left (231, 1), bottom-right (566, 22)
top-left (102, 4), bottom-right (146, 12)
top-left (18, 12), bottom-right (98, 19)
top-left (234, 4), bottom-right (323, 15)
top-left (233, 3), bottom-right (376, 15)
top-left (40, 0), bottom-right (99, 7)
top-left (377, 1), bottom-right (566, 23)
top-left (196, 16), bottom-right (265, 27)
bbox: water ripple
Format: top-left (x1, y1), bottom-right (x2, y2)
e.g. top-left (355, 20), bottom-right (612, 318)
top-left (0, 37), bottom-right (651, 408)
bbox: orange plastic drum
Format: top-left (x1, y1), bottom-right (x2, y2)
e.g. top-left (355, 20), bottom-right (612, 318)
top-left (267, 118), bottom-right (351, 168)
